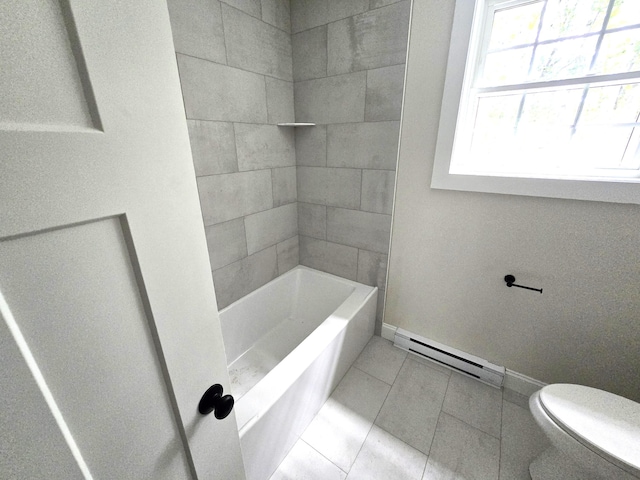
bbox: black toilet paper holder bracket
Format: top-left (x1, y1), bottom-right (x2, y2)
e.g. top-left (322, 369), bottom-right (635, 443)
top-left (504, 275), bottom-right (543, 294)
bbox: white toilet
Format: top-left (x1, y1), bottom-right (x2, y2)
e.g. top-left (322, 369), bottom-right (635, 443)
top-left (529, 384), bottom-right (640, 480)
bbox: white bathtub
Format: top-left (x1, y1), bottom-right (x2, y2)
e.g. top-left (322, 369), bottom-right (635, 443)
top-left (219, 266), bottom-right (377, 480)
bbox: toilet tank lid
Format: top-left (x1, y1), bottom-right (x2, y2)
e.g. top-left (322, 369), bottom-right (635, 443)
top-left (540, 384), bottom-right (640, 472)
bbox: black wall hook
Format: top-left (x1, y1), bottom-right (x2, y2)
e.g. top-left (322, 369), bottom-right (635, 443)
top-left (504, 275), bottom-right (543, 294)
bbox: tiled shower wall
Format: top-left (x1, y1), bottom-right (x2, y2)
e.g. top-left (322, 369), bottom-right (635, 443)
top-left (291, 0), bottom-right (410, 329)
top-left (167, 0), bottom-right (299, 309)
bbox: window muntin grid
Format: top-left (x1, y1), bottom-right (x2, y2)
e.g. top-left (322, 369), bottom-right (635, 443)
top-left (451, 0), bottom-right (640, 179)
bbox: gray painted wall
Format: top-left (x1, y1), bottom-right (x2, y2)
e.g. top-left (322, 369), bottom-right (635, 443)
top-left (387, 0), bottom-right (640, 402)
top-left (167, 0), bottom-right (299, 309)
top-left (292, 0), bottom-right (410, 332)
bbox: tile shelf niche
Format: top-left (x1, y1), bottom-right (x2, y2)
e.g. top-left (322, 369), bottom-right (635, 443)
top-left (276, 123), bottom-right (316, 127)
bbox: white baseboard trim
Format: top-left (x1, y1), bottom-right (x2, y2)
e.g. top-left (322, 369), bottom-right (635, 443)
top-left (381, 322), bottom-right (397, 341)
top-left (504, 369), bottom-right (547, 397)
top-left (382, 323), bottom-right (546, 395)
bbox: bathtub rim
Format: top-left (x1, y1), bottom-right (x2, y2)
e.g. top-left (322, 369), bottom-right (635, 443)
top-left (218, 265), bottom-right (362, 317)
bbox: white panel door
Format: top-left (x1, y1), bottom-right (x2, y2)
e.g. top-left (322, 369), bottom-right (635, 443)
top-left (0, 1), bottom-right (245, 478)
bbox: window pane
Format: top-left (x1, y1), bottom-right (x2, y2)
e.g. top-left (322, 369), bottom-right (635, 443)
top-left (572, 126), bottom-right (636, 169)
top-left (519, 89), bottom-right (584, 126)
top-left (474, 94), bottom-right (521, 126)
top-left (592, 28), bottom-right (640, 75)
top-left (467, 95), bottom-right (522, 170)
top-left (530, 36), bottom-right (598, 80)
top-left (482, 47), bottom-right (533, 86)
top-left (538, 0), bottom-right (609, 41)
top-left (580, 84), bottom-right (640, 125)
top-left (608, 0), bottom-right (640, 30)
top-left (467, 126), bottom-right (573, 175)
top-left (489, 1), bottom-right (544, 50)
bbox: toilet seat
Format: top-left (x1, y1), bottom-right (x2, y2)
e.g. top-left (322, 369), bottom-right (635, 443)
top-left (538, 384), bottom-right (640, 476)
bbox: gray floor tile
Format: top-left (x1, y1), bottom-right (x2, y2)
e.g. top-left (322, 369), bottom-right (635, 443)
top-left (375, 357), bottom-right (450, 454)
top-left (302, 367), bottom-right (390, 472)
top-left (275, 337), bottom-right (549, 480)
top-left (499, 400), bottom-right (549, 480)
top-left (503, 388), bottom-right (531, 410)
top-left (442, 372), bottom-right (503, 438)
top-left (346, 425), bottom-right (427, 480)
top-left (269, 439), bottom-right (346, 480)
top-left (353, 336), bottom-right (406, 385)
top-left (422, 413), bottom-right (500, 480)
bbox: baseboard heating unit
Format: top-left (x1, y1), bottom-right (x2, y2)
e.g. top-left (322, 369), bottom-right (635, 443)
top-left (393, 328), bottom-right (505, 388)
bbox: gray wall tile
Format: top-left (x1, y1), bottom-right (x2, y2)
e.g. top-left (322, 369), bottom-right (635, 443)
top-left (290, 0), bottom-right (370, 33)
top-left (327, 122), bottom-right (399, 169)
top-left (221, 0), bottom-right (262, 18)
top-left (245, 203), bottom-right (298, 254)
top-left (327, 207), bottom-right (391, 253)
top-left (294, 72), bottom-right (366, 124)
top-left (375, 290), bottom-right (385, 335)
top-left (299, 236), bottom-right (358, 280)
top-left (223, 4), bottom-right (293, 81)
top-left (295, 126), bottom-right (327, 166)
top-left (365, 64), bottom-right (406, 121)
top-left (261, 0), bottom-right (291, 32)
top-left (298, 202), bottom-right (327, 239)
top-left (297, 166), bottom-right (359, 208)
top-left (197, 170), bottom-right (273, 225)
top-left (361, 170), bottom-right (395, 214)
top-left (292, 26), bottom-right (327, 82)
top-left (266, 78), bottom-right (295, 123)
top-left (235, 124), bottom-right (295, 171)
top-left (370, 0), bottom-right (404, 8)
top-left (327, 0), bottom-right (369, 23)
top-left (297, 166), bottom-right (326, 204)
top-left (177, 54), bottom-right (267, 123)
top-left (357, 249), bottom-right (388, 289)
top-left (277, 235), bottom-right (299, 274)
top-left (291, 0), bottom-right (328, 33)
top-left (167, 0), bottom-right (227, 64)
top-left (327, 1), bottom-right (410, 75)
top-left (272, 167), bottom-right (297, 206)
top-left (326, 168), bottom-right (361, 209)
top-left (187, 120), bottom-right (238, 176)
top-left (205, 218), bottom-right (248, 270)
top-left (213, 246), bottom-right (278, 309)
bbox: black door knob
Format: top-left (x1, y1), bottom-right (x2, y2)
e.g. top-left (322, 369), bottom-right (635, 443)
top-left (198, 384), bottom-right (234, 419)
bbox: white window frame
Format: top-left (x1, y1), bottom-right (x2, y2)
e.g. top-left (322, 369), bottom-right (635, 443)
top-left (432, 0), bottom-right (640, 204)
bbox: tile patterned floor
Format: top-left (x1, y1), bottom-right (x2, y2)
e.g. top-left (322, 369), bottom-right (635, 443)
top-left (269, 336), bottom-right (550, 480)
